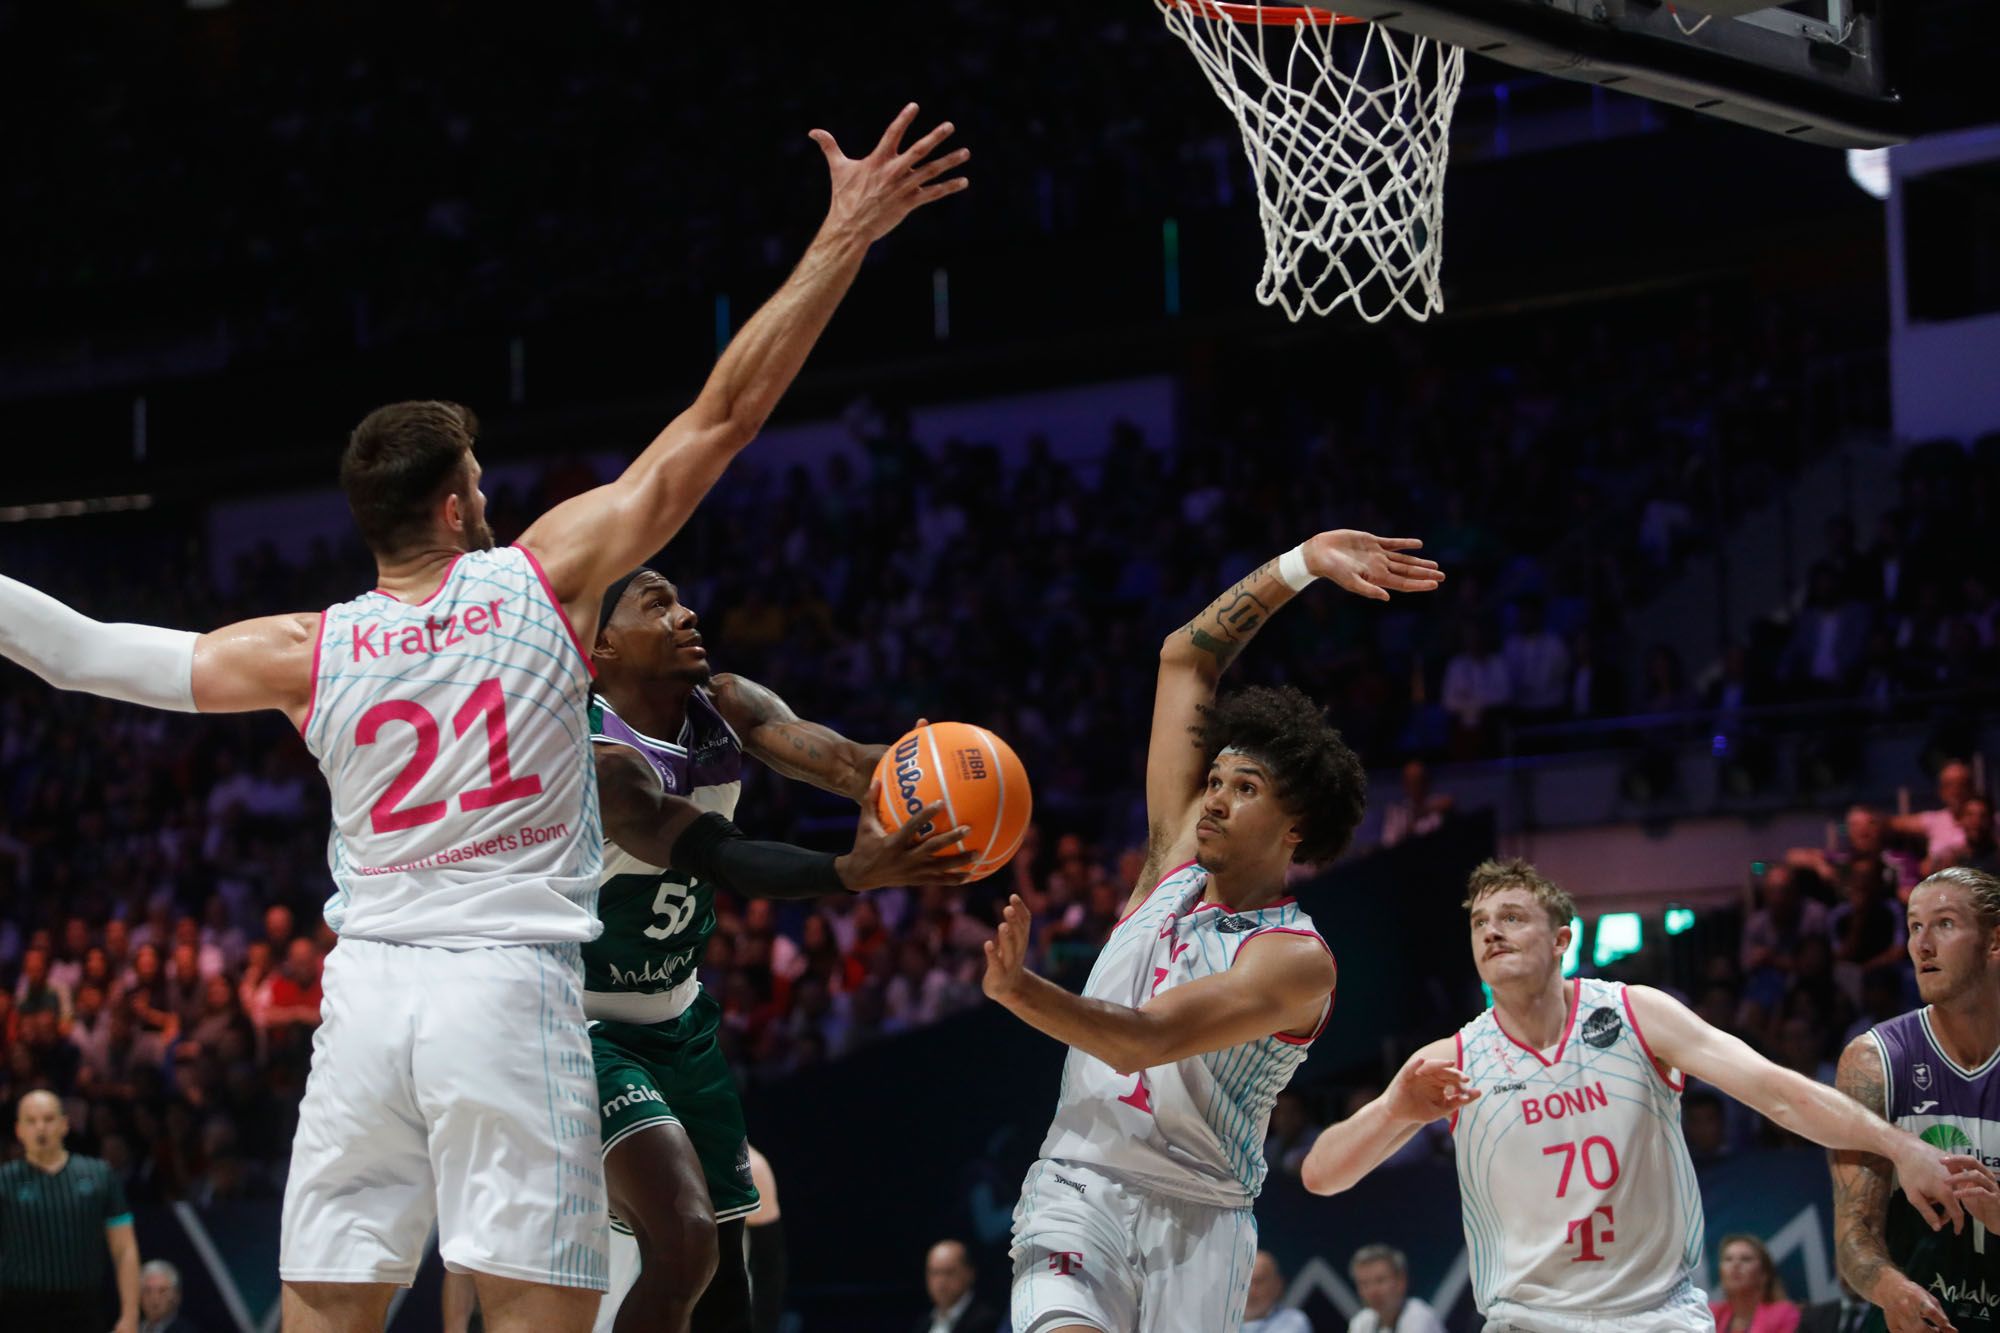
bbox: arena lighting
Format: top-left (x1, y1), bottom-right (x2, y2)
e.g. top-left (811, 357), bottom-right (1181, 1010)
top-left (1561, 916), bottom-right (1583, 978)
top-left (0, 494), bottom-right (153, 523)
top-left (1592, 913), bottom-right (1644, 968)
top-left (1664, 908), bottom-right (1697, 937)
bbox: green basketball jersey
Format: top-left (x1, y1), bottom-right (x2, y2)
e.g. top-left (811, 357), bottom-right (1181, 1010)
top-left (582, 694), bottom-right (743, 1018)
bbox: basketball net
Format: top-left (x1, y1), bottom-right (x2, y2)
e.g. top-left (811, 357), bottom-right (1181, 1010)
top-left (1154, 2), bottom-right (1465, 322)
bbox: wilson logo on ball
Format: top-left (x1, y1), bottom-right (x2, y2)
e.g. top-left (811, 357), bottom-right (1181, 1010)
top-left (872, 722), bottom-right (1033, 884)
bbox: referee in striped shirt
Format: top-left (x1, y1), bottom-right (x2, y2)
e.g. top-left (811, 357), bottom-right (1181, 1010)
top-left (1, 1090), bottom-right (140, 1332)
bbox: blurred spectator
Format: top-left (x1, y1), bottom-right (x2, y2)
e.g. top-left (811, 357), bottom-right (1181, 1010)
top-left (1503, 598), bottom-right (1571, 723)
top-left (1709, 1234), bottom-right (1798, 1333)
top-left (1779, 563), bottom-right (1871, 696)
top-left (1740, 865), bottom-right (1829, 1012)
top-left (1346, 1244), bottom-right (1446, 1333)
top-left (1379, 761), bottom-right (1455, 850)
top-left (1796, 1279), bottom-right (1870, 1333)
top-left (1683, 1090), bottom-right (1730, 1165)
top-left (1898, 759), bottom-right (1985, 870)
top-left (917, 1239), bottom-right (998, 1333)
top-left (1243, 1250), bottom-right (1311, 1333)
top-left (139, 1258), bottom-right (198, 1333)
top-left (1263, 1089), bottom-right (1319, 1178)
top-left (14, 947), bottom-right (71, 1030)
top-left (1442, 623), bottom-right (1510, 759)
top-left (1932, 795), bottom-right (2000, 878)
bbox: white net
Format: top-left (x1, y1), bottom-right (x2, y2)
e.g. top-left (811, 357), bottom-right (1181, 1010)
top-left (1154, 1), bottom-right (1466, 322)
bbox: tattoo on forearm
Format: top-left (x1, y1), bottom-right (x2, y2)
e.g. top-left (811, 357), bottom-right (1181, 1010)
top-left (1181, 561), bottom-right (1278, 668)
top-left (1831, 1040), bottom-right (1899, 1295)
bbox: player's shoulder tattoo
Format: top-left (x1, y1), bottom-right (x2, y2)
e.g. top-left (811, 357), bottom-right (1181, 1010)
top-left (1834, 1032), bottom-right (1889, 1116)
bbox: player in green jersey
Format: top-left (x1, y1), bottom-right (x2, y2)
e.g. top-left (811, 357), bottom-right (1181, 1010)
top-left (587, 567), bottom-right (970, 1333)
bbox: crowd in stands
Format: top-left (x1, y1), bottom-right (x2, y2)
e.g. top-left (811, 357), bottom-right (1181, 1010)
top-left (2, 272), bottom-right (1998, 1207)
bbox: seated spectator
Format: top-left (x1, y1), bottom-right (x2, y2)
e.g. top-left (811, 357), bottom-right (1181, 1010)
top-left (1503, 596), bottom-right (1571, 724)
top-left (139, 1258), bottom-right (198, 1333)
top-left (1779, 562), bottom-right (1871, 696)
top-left (255, 939), bottom-right (324, 1040)
top-left (1346, 1244), bottom-right (1446, 1333)
top-left (1710, 1233), bottom-right (1799, 1333)
top-left (1243, 1250), bottom-right (1310, 1333)
top-left (1740, 865), bottom-right (1829, 1012)
top-left (1380, 760), bottom-right (1455, 850)
top-left (1927, 794), bottom-right (2000, 878)
top-left (1791, 806), bottom-right (1912, 898)
top-left (1796, 1279), bottom-right (1869, 1333)
top-left (1683, 1089), bottom-right (1730, 1165)
top-left (1827, 867), bottom-right (1907, 994)
top-left (1894, 758), bottom-right (1979, 867)
top-left (916, 1239), bottom-right (998, 1333)
top-left (14, 946), bottom-right (73, 1029)
top-left (1441, 622), bottom-right (1510, 759)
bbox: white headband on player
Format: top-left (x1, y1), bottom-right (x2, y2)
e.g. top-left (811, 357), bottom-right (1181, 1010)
top-left (0, 572), bottom-right (199, 712)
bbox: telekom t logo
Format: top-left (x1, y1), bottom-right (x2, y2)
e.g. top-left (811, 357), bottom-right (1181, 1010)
top-left (1566, 1205), bottom-right (1615, 1262)
top-left (1048, 1251), bottom-right (1085, 1277)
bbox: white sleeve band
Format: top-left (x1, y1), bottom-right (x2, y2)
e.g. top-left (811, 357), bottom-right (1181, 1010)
top-left (1276, 543), bottom-right (1317, 592)
top-left (0, 573), bottom-right (200, 712)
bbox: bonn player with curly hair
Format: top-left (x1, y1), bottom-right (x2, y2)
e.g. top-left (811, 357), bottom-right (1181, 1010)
top-left (981, 527), bottom-right (1445, 1333)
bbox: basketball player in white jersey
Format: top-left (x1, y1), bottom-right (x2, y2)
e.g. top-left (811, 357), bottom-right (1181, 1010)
top-left (0, 104), bottom-right (969, 1333)
top-left (1300, 858), bottom-right (1991, 1333)
top-left (983, 526), bottom-right (1446, 1333)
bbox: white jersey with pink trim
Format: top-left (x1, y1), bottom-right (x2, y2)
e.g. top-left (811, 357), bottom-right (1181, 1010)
top-left (1450, 977), bottom-right (1706, 1321)
top-left (302, 545), bottom-right (603, 948)
top-left (1036, 861), bottom-right (1332, 1209)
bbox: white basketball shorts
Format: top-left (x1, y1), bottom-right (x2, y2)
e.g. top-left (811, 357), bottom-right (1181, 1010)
top-left (1481, 1280), bottom-right (1713, 1333)
top-left (1010, 1158), bottom-right (1257, 1333)
top-left (279, 936), bottom-right (608, 1289)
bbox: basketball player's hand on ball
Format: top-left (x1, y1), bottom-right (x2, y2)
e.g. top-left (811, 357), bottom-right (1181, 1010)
top-left (1386, 1052), bottom-right (1479, 1124)
top-left (837, 777), bottom-right (976, 891)
top-left (982, 894), bottom-right (1032, 1003)
top-left (809, 103), bottom-right (970, 246)
top-left (1303, 530), bottom-right (1444, 602)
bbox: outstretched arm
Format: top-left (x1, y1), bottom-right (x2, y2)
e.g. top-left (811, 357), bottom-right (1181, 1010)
top-left (1628, 986), bottom-right (1988, 1236)
top-left (0, 572), bottom-right (318, 724)
top-left (518, 105), bottom-right (970, 627)
top-left (1300, 1039), bottom-right (1476, 1196)
top-left (980, 893), bottom-right (1334, 1074)
top-left (1133, 530), bottom-right (1442, 908)
top-left (596, 746), bottom-right (971, 897)
top-left (709, 674), bottom-right (885, 802)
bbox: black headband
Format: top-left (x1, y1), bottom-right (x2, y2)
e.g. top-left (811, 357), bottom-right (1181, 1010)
top-left (596, 568), bottom-right (650, 641)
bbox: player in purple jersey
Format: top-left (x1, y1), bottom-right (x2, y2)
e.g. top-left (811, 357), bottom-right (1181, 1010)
top-left (983, 527), bottom-right (1445, 1333)
top-left (1834, 866), bottom-right (2000, 1333)
top-left (1302, 860), bottom-right (1992, 1333)
top-left (0, 104), bottom-right (968, 1333)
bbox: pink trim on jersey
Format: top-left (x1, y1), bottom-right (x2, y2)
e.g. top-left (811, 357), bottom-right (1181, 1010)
top-left (512, 543), bottom-right (597, 679)
top-left (1621, 987), bottom-right (1685, 1092)
top-left (1115, 859), bottom-right (1196, 928)
top-left (1449, 1030), bottom-right (1465, 1132)
top-left (1242, 926), bottom-right (1336, 1045)
top-left (371, 553), bottom-right (466, 607)
top-left (1491, 979), bottom-right (1581, 1068)
top-left (297, 613), bottom-right (329, 738)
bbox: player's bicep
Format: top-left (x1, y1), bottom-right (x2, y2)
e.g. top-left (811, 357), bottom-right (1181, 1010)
top-left (192, 613), bottom-right (317, 720)
top-left (1623, 985), bottom-right (1761, 1095)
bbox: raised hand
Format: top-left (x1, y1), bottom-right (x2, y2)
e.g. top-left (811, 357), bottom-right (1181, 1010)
top-left (983, 892), bottom-right (1033, 1003)
top-left (1386, 1052), bottom-right (1480, 1124)
top-left (810, 103), bottom-right (970, 246)
top-left (1303, 530), bottom-right (1444, 602)
top-left (836, 777), bottom-right (976, 891)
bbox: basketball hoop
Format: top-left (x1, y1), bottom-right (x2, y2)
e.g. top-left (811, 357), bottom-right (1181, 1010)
top-left (1155, 1), bottom-right (1465, 322)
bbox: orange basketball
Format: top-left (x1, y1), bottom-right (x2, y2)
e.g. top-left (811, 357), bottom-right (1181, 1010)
top-left (872, 721), bottom-right (1032, 881)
